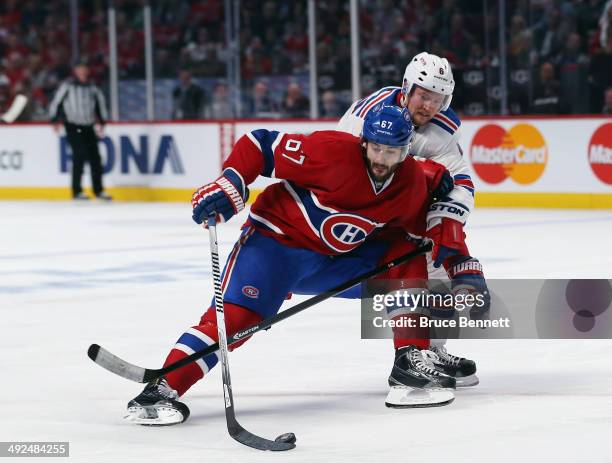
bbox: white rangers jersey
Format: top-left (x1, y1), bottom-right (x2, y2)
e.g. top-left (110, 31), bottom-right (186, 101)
top-left (337, 86), bottom-right (475, 226)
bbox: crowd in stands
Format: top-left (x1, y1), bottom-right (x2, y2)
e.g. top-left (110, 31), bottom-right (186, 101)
top-left (0, 0), bottom-right (610, 120)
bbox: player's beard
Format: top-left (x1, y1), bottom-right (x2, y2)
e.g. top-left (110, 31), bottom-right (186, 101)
top-left (365, 157), bottom-right (398, 183)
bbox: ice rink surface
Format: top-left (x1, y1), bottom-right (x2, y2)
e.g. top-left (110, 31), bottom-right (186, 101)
top-left (2, 201), bottom-right (612, 463)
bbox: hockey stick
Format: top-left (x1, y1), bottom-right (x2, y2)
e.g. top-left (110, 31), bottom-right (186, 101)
top-left (1, 94), bottom-right (27, 123)
top-left (207, 215), bottom-right (296, 451)
top-left (88, 240), bottom-right (433, 384)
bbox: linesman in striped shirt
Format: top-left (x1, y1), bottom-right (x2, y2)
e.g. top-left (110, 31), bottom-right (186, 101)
top-left (49, 61), bottom-right (111, 200)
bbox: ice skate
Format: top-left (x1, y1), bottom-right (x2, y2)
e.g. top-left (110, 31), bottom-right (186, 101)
top-left (386, 345), bottom-right (455, 408)
top-left (124, 377), bottom-right (190, 426)
top-left (428, 345), bottom-right (479, 387)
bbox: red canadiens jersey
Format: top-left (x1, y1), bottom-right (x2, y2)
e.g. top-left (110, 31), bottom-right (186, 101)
top-left (224, 129), bottom-right (441, 255)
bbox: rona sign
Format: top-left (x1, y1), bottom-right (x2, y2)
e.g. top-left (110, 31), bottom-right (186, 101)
top-left (60, 134), bottom-right (184, 175)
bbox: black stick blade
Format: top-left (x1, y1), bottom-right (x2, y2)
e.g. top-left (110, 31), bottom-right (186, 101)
top-left (231, 424), bottom-right (296, 451)
top-left (87, 344), bottom-right (100, 360)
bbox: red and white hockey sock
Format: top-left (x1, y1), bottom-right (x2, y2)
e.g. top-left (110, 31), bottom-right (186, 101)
top-left (371, 241), bottom-right (430, 351)
top-left (385, 287), bottom-right (431, 351)
top-left (164, 303), bottom-right (262, 396)
top-left (391, 312), bottom-right (431, 350)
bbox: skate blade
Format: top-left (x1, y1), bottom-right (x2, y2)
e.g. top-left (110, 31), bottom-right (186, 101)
top-left (385, 386), bottom-right (455, 408)
top-left (124, 405), bottom-right (185, 426)
top-left (455, 374), bottom-right (479, 388)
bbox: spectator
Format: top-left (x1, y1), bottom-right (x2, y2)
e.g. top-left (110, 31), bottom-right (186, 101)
top-left (172, 70), bottom-right (205, 120)
top-left (555, 32), bottom-right (591, 113)
top-left (183, 27), bottom-right (225, 77)
top-left (45, 48), bottom-right (72, 90)
top-left (4, 52), bottom-right (27, 87)
top-left (316, 42), bottom-right (337, 90)
top-left (208, 81), bottom-right (233, 119)
top-left (334, 41), bottom-right (352, 90)
top-left (183, 28), bottom-right (211, 64)
top-left (508, 14), bottom-right (535, 70)
top-left (589, 33), bottom-right (612, 112)
top-left (155, 49), bottom-right (177, 78)
top-left (280, 82), bottom-right (309, 118)
top-left (433, 0), bottom-right (459, 40)
top-left (577, 0), bottom-right (605, 41)
top-left (508, 15), bottom-right (535, 114)
top-left (246, 80), bottom-right (278, 118)
top-left (538, 10), bottom-right (566, 62)
top-left (466, 42), bottom-right (488, 68)
top-left (439, 13), bottom-right (473, 65)
top-left (117, 27), bottom-right (144, 78)
top-left (243, 37), bottom-right (273, 80)
top-left (530, 61), bottom-right (567, 114)
top-left (462, 43), bottom-right (488, 115)
top-left (603, 86), bottom-right (612, 114)
top-left (320, 90), bottom-right (343, 118)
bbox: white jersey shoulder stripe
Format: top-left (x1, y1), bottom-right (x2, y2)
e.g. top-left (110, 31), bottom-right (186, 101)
top-left (282, 181), bottom-right (321, 238)
top-left (351, 86), bottom-right (395, 115)
top-left (356, 90), bottom-right (394, 118)
top-left (433, 113), bottom-right (459, 131)
top-left (246, 132), bottom-right (262, 151)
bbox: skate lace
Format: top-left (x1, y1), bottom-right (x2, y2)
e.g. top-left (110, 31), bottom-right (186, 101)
top-left (433, 346), bottom-right (462, 367)
top-left (410, 349), bottom-right (440, 376)
top-left (154, 379), bottom-right (179, 400)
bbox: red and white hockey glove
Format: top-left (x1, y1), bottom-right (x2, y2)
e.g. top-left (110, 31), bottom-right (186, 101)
top-left (426, 217), bottom-right (468, 268)
top-left (192, 168), bottom-right (248, 225)
top-left (447, 255), bottom-right (491, 318)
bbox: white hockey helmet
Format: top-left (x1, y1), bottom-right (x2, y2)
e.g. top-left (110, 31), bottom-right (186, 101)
top-left (401, 52), bottom-right (455, 112)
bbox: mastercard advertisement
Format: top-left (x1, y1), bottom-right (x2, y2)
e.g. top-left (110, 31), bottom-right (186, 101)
top-left (460, 118), bottom-right (612, 208)
top-left (471, 123), bottom-right (548, 185)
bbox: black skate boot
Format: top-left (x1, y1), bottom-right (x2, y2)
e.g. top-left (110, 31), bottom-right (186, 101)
top-left (124, 377), bottom-right (190, 426)
top-left (428, 345), bottom-right (479, 387)
top-left (386, 345), bottom-right (456, 408)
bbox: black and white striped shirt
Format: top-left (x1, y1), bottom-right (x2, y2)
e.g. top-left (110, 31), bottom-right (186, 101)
top-left (49, 78), bottom-right (108, 126)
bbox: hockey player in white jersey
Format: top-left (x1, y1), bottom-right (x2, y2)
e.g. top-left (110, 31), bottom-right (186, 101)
top-left (339, 52), bottom-right (489, 391)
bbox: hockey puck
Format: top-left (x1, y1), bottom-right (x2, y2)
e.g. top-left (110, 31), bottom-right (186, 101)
top-left (275, 432), bottom-right (297, 444)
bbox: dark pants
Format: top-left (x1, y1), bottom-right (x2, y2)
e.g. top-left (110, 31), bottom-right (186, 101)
top-left (65, 123), bottom-right (104, 197)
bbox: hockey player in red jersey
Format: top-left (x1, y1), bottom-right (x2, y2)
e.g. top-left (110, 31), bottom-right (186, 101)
top-left (124, 104), bottom-right (464, 426)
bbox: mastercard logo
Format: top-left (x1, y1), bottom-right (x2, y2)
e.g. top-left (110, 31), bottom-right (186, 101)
top-left (587, 122), bottom-right (612, 185)
top-left (470, 124), bottom-right (548, 185)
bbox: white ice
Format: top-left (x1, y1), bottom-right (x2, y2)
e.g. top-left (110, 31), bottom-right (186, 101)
top-left (1, 202), bottom-right (612, 463)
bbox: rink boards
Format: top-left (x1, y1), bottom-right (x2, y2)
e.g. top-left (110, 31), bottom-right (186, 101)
top-left (0, 117), bottom-right (610, 208)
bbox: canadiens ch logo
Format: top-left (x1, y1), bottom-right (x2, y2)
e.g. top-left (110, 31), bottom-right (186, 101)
top-left (320, 213), bottom-right (378, 253)
top-left (242, 285), bottom-right (259, 298)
